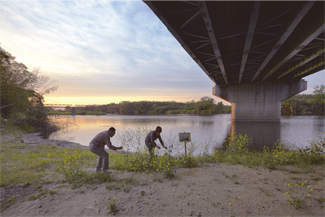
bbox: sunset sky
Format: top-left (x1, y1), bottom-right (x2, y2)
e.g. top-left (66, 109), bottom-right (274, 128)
top-left (1, 0), bottom-right (324, 106)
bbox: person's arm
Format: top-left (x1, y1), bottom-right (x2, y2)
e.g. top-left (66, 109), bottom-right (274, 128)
top-left (158, 135), bottom-right (167, 149)
top-left (106, 137), bottom-right (122, 150)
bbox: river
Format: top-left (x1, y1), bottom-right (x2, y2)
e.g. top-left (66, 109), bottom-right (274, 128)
top-left (47, 114), bottom-right (324, 156)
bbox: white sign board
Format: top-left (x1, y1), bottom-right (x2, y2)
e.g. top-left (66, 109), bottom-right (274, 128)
top-left (179, 132), bottom-right (191, 142)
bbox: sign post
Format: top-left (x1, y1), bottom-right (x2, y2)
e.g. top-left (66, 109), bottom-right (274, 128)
top-left (179, 132), bottom-right (191, 156)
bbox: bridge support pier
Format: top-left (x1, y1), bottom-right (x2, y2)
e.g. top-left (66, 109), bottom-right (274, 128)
top-left (213, 80), bottom-right (307, 122)
top-left (71, 107), bottom-right (76, 116)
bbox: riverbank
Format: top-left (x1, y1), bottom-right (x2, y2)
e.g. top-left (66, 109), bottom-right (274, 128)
top-left (1, 129), bottom-right (324, 216)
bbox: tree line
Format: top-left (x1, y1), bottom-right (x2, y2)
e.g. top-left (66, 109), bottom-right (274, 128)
top-left (281, 85), bottom-right (325, 115)
top-left (46, 97), bottom-right (231, 116)
top-left (118, 96), bottom-right (231, 115)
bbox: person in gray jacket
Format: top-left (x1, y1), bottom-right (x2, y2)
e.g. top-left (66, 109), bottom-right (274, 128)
top-left (89, 127), bottom-right (123, 173)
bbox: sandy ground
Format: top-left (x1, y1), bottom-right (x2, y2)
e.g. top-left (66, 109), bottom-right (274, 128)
top-left (1, 131), bottom-right (325, 216)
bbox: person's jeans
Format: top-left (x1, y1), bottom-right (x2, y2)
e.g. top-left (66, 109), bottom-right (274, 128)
top-left (89, 143), bottom-right (109, 170)
top-left (145, 142), bottom-right (155, 158)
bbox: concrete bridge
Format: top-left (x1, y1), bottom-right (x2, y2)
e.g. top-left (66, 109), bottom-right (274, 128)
top-left (145, 1), bottom-right (324, 123)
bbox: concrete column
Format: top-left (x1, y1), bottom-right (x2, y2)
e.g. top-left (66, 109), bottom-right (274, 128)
top-left (71, 107), bottom-right (76, 116)
top-left (213, 80), bottom-right (307, 122)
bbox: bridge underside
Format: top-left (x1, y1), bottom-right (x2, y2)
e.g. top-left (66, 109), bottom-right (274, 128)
top-left (145, 1), bottom-right (324, 121)
top-left (213, 79), bottom-right (307, 122)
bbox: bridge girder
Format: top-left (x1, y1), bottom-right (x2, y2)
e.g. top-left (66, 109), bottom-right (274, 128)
top-left (144, 1), bottom-right (325, 86)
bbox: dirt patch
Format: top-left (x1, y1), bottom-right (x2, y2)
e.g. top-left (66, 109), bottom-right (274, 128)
top-left (1, 184), bottom-right (37, 210)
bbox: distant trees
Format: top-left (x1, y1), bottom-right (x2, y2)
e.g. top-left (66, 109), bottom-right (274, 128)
top-left (281, 85), bottom-right (325, 115)
top-left (0, 46), bottom-right (58, 132)
top-left (118, 97), bottom-right (231, 115)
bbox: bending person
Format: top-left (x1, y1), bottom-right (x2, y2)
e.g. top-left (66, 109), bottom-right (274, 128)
top-left (145, 126), bottom-right (167, 158)
top-left (89, 127), bottom-right (123, 173)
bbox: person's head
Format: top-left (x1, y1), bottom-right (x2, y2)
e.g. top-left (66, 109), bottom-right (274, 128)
top-left (108, 127), bottom-right (116, 137)
top-left (155, 126), bottom-right (162, 135)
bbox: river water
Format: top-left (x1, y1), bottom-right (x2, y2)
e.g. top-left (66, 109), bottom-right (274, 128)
top-left (47, 114), bottom-right (324, 155)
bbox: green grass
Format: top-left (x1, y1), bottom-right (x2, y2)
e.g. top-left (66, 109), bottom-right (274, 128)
top-left (0, 139), bottom-right (117, 188)
top-left (0, 142), bottom-right (60, 187)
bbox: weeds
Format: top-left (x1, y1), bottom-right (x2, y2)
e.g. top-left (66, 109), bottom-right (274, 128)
top-left (213, 132), bottom-right (325, 170)
top-left (0, 197), bottom-right (15, 210)
top-left (258, 187), bottom-right (271, 196)
top-left (124, 176), bottom-right (136, 185)
top-left (286, 181), bottom-right (315, 209)
top-left (106, 183), bottom-right (123, 190)
top-left (123, 186), bottom-right (131, 193)
top-left (228, 200), bottom-right (235, 217)
top-left (106, 196), bottom-right (118, 215)
top-left (153, 176), bottom-right (163, 183)
top-left (222, 172), bottom-right (239, 184)
top-left (314, 197), bottom-right (325, 204)
top-left (28, 188), bottom-right (55, 200)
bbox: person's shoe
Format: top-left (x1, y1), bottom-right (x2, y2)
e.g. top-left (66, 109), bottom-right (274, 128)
top-left (94, 168), bottom-right (100, 172)
top-left (102, 169), bottom-right (112, 174)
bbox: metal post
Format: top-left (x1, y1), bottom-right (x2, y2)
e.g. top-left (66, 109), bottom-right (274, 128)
top-left (184, 142), bottom-right (187, 156)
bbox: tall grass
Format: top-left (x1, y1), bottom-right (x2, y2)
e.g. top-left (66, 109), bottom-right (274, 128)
top-left (212, 132), bottom-right (325, 169)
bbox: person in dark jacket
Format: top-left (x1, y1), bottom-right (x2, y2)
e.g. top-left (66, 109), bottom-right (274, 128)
top-left (145, 126), bottom-right (167, 158)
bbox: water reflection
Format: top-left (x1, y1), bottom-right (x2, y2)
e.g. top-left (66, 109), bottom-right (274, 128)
top-left (313, 116), bottom-right (324, 135)
top-left (231, 122), bottom-right (281, 150)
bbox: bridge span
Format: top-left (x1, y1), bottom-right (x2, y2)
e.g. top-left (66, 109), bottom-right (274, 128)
top-left (145, 1), bottom-right (324, 122)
